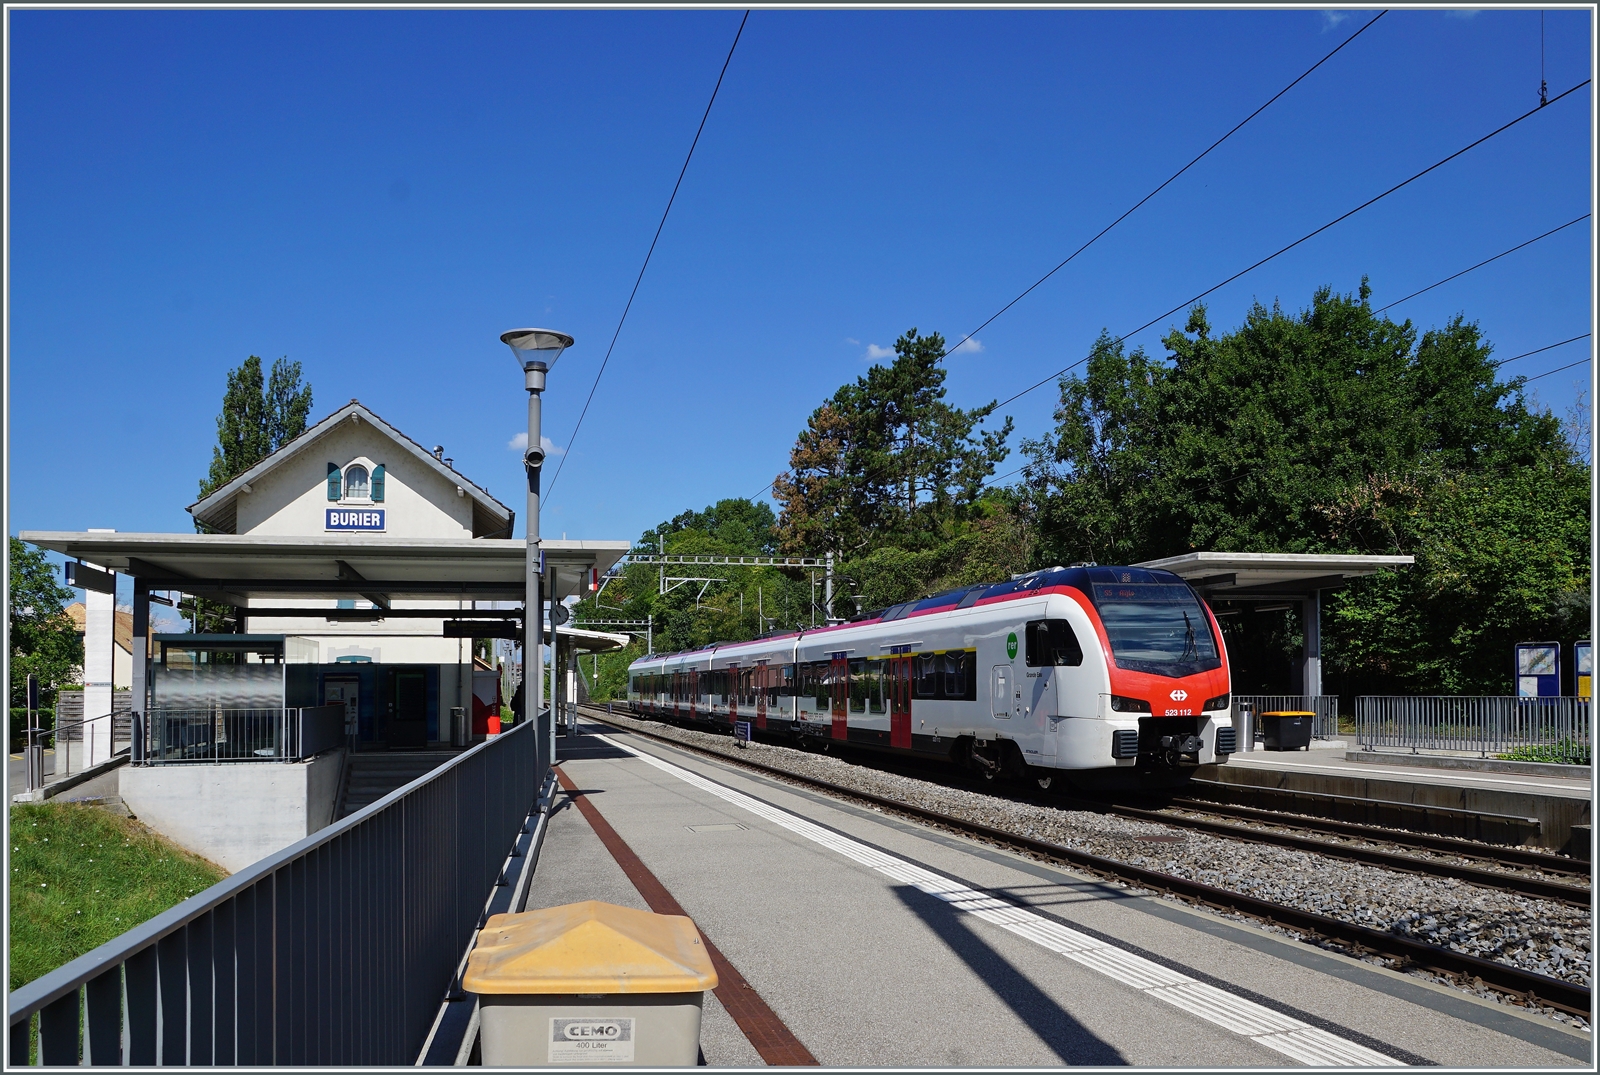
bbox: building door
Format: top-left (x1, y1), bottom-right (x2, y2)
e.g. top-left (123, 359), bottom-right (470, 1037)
top-left (830, 655), bottom-right (849, 740)
top-left (888, 656), bottom-right (913, 749)
top-left (325, 676), bottom-right (360, 748)
top-left (392, 671), bottom-right (427, 750)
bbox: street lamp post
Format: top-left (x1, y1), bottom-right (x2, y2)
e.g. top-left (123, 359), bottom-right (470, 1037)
top-left (501, 328), bottom-right (573, 781)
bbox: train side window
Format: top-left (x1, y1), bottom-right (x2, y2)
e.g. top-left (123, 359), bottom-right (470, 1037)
top-left (868, 660), bottom-right (886, 714)
top-left (1026, 619), bottom-right (1083, 667)
top-left (943, 651), bottom-right (969, 698)
top-left (814, 663), bottom-right (830, 707)
top-left (914, 653), bottom-right (938, 698)
top-left (781, 664), bottom-right (795, 698)
top-left (848, 658), bottom-right (868, 713)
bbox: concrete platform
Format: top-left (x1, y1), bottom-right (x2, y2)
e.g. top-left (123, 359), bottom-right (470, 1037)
top-left (1209, 741), bottom-right (1591, 851)
top-left (535, 719), bottom-right (1589, 1067)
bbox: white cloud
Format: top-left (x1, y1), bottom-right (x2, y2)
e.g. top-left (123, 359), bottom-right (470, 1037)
top-left (950, 337), bottom-right (984, 355)
top-left (507, 432), bottom-right (565, 456)
top-left (844, 337), bottom-right (860, 346)
top-left (1320, 11), bottom-right (1350, 30)
top-left (865, 343), bottom-right (894, 360)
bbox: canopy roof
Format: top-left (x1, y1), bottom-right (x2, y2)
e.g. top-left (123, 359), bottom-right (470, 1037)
top-left (1134, 551), bottom-right (1413, 602)
top-left (555, 626), bottom-right (632, 653)
top-left (19, 531), bottom-right (630, 606)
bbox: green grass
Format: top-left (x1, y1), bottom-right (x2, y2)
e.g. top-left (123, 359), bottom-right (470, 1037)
top-left (9, 803), bottom-right (228, 992)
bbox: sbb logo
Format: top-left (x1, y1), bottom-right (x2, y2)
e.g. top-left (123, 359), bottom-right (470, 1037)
top-left (1169, 689), bottom-right (1188, 701)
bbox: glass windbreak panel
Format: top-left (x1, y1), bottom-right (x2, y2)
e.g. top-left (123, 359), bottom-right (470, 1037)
top-left (1084, 567), bottom-right (1222, 678)
top-left (152, 663), bottom-right (285, 710)
top-left (285, 636), bottom-right (320, 664)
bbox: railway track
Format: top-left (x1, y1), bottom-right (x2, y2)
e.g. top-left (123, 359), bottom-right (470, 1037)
top-left (577, 707), bottom-right (1591, 1019)
top-left (1067, 797), bottom-right (1590, 906)
top-left (1159, 798), bottom-right (1590, 879)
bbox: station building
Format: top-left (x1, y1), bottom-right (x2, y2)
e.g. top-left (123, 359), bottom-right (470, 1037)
top-left (24, 400), bottom-right (630, 869)
top-left (186, 399), bottom-right (517, 749)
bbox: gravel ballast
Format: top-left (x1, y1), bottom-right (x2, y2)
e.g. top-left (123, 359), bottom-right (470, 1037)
top-left (581, 709), bottom-right (1592, 1031)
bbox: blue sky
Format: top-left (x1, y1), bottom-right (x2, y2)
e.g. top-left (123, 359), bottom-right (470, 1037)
top-left (7, 6), bottom-right (1594, 572)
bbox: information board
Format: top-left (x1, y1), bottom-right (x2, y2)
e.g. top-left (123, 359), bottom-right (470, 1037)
top-left (1576, 641), bottom-right (1591, 701)
top-left (1515, 641), bottom-right (1560, 698)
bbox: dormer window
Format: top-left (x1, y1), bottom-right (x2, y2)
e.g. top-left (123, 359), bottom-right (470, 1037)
top-left (343, 465), bottom-right (370, 500)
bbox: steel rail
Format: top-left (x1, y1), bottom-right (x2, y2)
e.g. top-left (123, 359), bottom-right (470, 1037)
top-left (580, 708), bottom-right (1590, 1018)
top-left (1065, 798), bottom-right (1591, 906)
top-left (1163, 798), bottom-right (1591, 878)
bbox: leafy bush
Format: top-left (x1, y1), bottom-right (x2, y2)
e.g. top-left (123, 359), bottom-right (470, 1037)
top-left (1496, 740), bottom-right (1591, 766)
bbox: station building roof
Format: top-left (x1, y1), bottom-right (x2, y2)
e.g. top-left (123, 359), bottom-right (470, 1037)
top-left (18, 531), bottom-right (630, 606)
top-left (1134, 551), bottom-right (1414, 602)
top-left (187, 401), bottom-right (513, 537)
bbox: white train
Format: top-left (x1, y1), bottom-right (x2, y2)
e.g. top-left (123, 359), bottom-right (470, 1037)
top-left (627, 564), bottom-right (1237, 790)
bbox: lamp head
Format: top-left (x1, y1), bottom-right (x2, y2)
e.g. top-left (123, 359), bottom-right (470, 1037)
top-left (500, 328), bottom-right (573, 374)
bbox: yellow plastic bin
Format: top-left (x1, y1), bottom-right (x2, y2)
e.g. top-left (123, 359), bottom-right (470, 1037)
top-left (463, 900), bottom-right (718, 1067)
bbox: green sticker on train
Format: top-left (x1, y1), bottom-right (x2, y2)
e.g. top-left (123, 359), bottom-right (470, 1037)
top-left (1006, 632), bottom-right (1018, 660)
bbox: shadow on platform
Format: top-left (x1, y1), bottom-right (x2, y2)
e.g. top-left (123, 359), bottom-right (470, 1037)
top-left (895, 885), bottom-right (1126, 1066)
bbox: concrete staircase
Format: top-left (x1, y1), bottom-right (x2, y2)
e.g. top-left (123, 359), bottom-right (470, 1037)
top-left (335, 752), bottom-right (459, 820)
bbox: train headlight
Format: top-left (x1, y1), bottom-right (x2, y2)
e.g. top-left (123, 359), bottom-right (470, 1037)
top-left (1109, 695), bottom-right (1150, 713)
top-left (1202, 693), bottom-right (1230, 711)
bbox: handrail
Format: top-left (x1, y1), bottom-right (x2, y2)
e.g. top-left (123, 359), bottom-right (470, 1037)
top-left (8, 719), bottom-right (534, 1026)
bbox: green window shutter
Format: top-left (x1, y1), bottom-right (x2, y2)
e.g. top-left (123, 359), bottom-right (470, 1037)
top-left (371, 464), bottom-right (385, 502)
top-left (327, 463), bottom-right (342, 501)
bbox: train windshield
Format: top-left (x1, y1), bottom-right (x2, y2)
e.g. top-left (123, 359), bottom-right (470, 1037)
top-left (1084, 567), bottom-right (1222, 678)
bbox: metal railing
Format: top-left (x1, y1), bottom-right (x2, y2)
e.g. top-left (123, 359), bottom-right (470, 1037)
top-left (1235, 695), bottom-right (1340, 739)
top-left (8, 719), bottom-right (544, 1066)
top-left (1356, 695), bottom-right (1592, 764)
top-left (24, 711), bottom-right (130, 790)
top-left (139, 705), bottom-right (345, 764)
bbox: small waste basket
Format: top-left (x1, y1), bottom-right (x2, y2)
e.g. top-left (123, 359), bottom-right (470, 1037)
top-left (464, 899), bottom-right (718, 1067)
top-left (1232, 702), bottom-right (1254, 754)
top-left (1259, 711), bottom-right (1314, 751)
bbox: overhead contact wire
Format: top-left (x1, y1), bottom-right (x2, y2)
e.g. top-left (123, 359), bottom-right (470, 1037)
top-left (1374, 214), bottom-right (1590, 313)
top-left (938, 10), bottom-right (1389, 361)
top-left (990, 78), bottom-right (1593, 414)
top-left (545, 10), bottom-right (750, 501)
top-left (757, 15), bottom-right (1387, 505)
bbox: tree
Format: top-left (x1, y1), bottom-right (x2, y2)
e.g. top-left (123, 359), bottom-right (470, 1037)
top-left (198, 356), bottom-right (313, 503)
top-left (1018, 281), bottom-right (1587, 693)
top-left (773, 328), bottom-right (1012, 556)
top-left (189, 356), bottom-right (313, 630)
top-left (9, 538), bottom-right (84, 708)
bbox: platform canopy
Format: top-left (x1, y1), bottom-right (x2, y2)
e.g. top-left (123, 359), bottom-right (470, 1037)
top-left (554, 626), bottom-right (632, 654)
top-left (1134, 551), bottom-right (1414, 605)
top-left (19, 531), bottom-right (631, 607)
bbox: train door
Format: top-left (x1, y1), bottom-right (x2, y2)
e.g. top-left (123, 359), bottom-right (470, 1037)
top-left (829, 654), bottom-right (849, 740)
top-left (756, 662), bottom-right (768, 729)
top-left (888, 655), bottom-right (913, 749)
top-left (992, 665), bottom-right (1014, 720)
top-left (726, 665), bottom-right (739, 727)
top-left (689, 669), bottom-right (698, 721)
